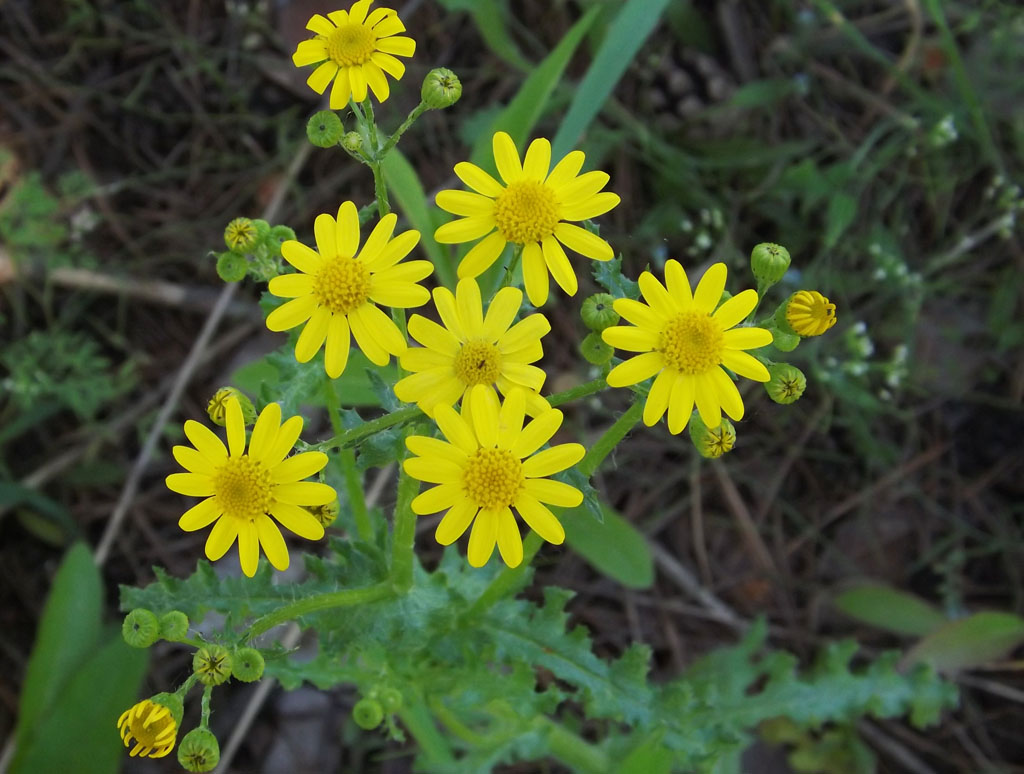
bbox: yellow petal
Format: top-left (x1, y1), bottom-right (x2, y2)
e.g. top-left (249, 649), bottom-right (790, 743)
top-left (249, 402), bottom-right (282, 461)
top-left (482, 286), bottom-right (523, 342)
top-left (545, 150), bottom-right (585, 188)
top-left (602, 326), bottom-right (656, 353)
top-left (358, 213), bottom-right (397, 263)
top-left (362, 229), bottom-right (419, 271)
top-left (435, 217), bottom-right (495, 244)
top-left (666, 374), bottom-right (695, 435)
top-left (435, 500), bottom-right (478, 545)
top-left (499, 314), bottom-right (550, 353)
top-left (553, 222), bottom-right (614, 261)
top-left (363, 61), bottom-right (390, 102)
top-left (375, 35), bottom-right (415, 57)
top-left (349, 64), bottom-right (368, 102)
top-left (693, 371), bottom-right (722, 428)
top-left (664, 260), bottom-right (693, 307)
top-left (432, 286), bottom-right (465, 340)
top-left (606, 351), bottom-right (663, 387)
top-left (400, 347), bottom-right (451, 372)
top-left (406, 435), bottom-right (469, 466)
top-left (292, 39), bottom-right (328, 67)
top-left (560, 192), bottom-right (620, 221)
top-left (612, 298), bottom-right (663, 330)
top-left (467, 509), bottom-right (499, 567)
top-left (355, 304), bottom-right (406, 355)
top-left (281, 240), bottom-right (322, 274)
top-left (255, 515), bottom-right (289, 571)
top-left (692, 262), bottom-right (727, 313)
top-left (328, 66), bottom-right (352, 110)
top-left (261, 415), bottom-right (304, 467)
top-left (638, 271), bottom-right (678, 317)
top-left (522, 478), bottom-right (582, 507)
top-left (644, 370), bottom-right (675, 427)
top-left (268, 273), bottom-right (313, 298)
top-left (336, 201), bottom-right (361, 257)
top-left (501, 362), bottom-right (546, 392)
top-left (205, 516), bottom-right (239, 561)
top-left (373, 14), bottom-right (405, 38)
top-left (722, 327), bottom-right (773, 351)
top-left (411, 483), bottom-right (462, 515)
top-left (721, 349), bottom-right (770, 381)
top-left (183, 420), bottom-right (228, 464)
top-left (522, 241), bottom-right (548, 307)
top-left (349, 305), bottom-right (390, 365)
top-left (522, 138), bottom-right (552, 181)
top-left (521, 443), bottom-right (585, 478)
top-left (556, 170), bottom-right (610, 205)
top-left (294, 307), bottom-right (331, 362)
top-left (468, 384), bottom-right (500, 447)
top-left (456, 277), bottom-right (484, 333)
top-left (324, 313), bottom-right (351, 378)
top-left (437, 189), bottom-right (495, 217)
top-left (272, 451), bottom-right (328, 483)
top-left (458, 231), bottom-right (507, 279)
top-left (541, 235), bottom-right (577, 296)
top-left (514, 493), bottom-right (565, 544)
top-left (403, 456), bottom-right (463, 484)
top-left (172, 445), bottom-right (209, 474)
top-left (511, 409), bottom-right (563, 459)
top-left (495, 507), bottom-right (523, 567)
top-left (492, 131), bottom-right (523, 185)
top-left (497, 387), bottom-right (526, 449)
top-left (178, 497), bottom-right (223, 532)
top-left (714, 289), bottom-right (758, 330)
top-left (225, 397), bottom-right (246, 457)
top-left (710, 366), bottom-right (745, 421)
top-left (434, 403), bottom-right (478, 454)
top-left (306, 61), bottom-right (339, 94)
top-left (371, 51), bottom-right (405, 79)
top-left (454, 162), bottom-right (504, 197)
top-left (266, 295), bottom-right (317, 332)
top-left (273, 481), bottom-right (337, 506)
top-left (238, 522), bottom-right (260, 577)
top-left (314, 213), bottom-right (336, 258)
top-left (408, 314), bottom-right (460, 354)
top-left (305, 13), bottom-right (335, 35)
top-left (270, 502), bottom-right (325, 540)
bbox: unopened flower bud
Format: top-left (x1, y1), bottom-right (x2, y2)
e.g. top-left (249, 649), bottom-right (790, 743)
top-left (224, 217), bottom-right (259, 253)
top-left (765, 363), bottom-right (806, 404)
top-left (342, 132), bottom-right (364, 153)
top-left (777, 290), bottom-right (837, 337)
top-left (421, 68), bottom-right (462, 109)
top-left (688, 414), bottom-right (736, 459)
top-left (177, 727), bottom-right (220, 772)
top-left (122, 608), bottom-right (160, 648)
top-left (159, 610), bottom-right (190, 642)
top-left (580, 332), bottom-right (614, 365)
top-left (308, 500), bottom-right (339, 528)
top-left (231, 647), bottom-right (265, 683)
top-left (216, 251), bottom-right (248, 283)
top-left (207, 387), bottom-right (257, 427)
top-left (379, 687), bottom-right (403, 713)
top-left (193, 644), bottom-right (232, 686)
top-left (353, 698), bottom-right (384, 730)
top-left (306, 110), bottom-right (344, 148)
top-left (750, 242), bottom-right (791, 288)
top-left (581, 293), bottom-right (620, 331)
top-left (268, 225), bottom-right (296, 256)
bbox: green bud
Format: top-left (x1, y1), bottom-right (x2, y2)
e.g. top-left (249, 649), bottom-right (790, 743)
top-left (267, 225), bottom-right (296, 256)
top-left (306, 110), bottom-right (344, 148)
top-left (159, 610), bottom-right (190, 642)
top-left (224, 217), bottom-right (259, 253)
top-left (353, 698), bottom-right (384, 730)
top-left (580, 332), bottom-right (614, 365)
top-left (251, 219), bottom-right (272, 239)
top-left (177, 727), bottom-right (221, 772)
top-left (231, 647), bottom-right (265, 682)
top-left (216, 251), bottom-right (248, 283)
top-left (765, 363), bottom-right (806, 404)
top-left (193, 644), bottom-right (233, 686)
top-left (688, 414), bottom-right (736, 459)
top-left (421, 68), bottom-right (462, 109)
top-left (207, 387), bottom-right (257, 427)
top-left (122, 608), bottom-right (160, 648)
top-left (581, 293), bottom-right (620, 331)
top-left (307, 499), bottom-right (339, 529)
top-left (750, 242), bottom-right (791, 288)
top-left (341, 132), bottom-right (364, 153)
top-left (379, 687), bottom-right (403, 714)
top-left (769, 326), bottom-right (800, 352)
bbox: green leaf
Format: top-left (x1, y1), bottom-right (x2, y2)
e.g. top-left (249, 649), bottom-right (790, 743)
top-left (0, 481), bottom-right (77, 540)
top-left (823, 192), bottom-right (858, 249)
top-left (10, 632), bottom-right (148, 774)
top-left (904, 611), bottom-right (1024, 672)
top-left (618, 730), bottom-right (674, 774)
top-left (833, 583), bottom-right (947, 637)
top-left (562, 501), bottom-right (654, 589)
top-left (551, 0), bottom-right (674, 158)
top-left (726, 78), bottom-right (800, 109)
top-left (381, 149), bottom-right (456, 289)
top-left (592, 254), bottom-right (640, 299)
top-left (13, 544), bottom-right (101, 759)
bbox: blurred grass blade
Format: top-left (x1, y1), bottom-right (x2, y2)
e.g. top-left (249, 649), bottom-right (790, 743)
top-left (551, 0), bottom-right (675, 158)
top-left (437, 0), bottom-right (530, 72)
top-left (904, 611), bottom-right (1024, 672)
top-left (833, 583), bottom-right (947, 637)
top-left (381, 149), bottom-right (456, 289)
top-left (562, 501), bottom-right (654, 589)
top-left (10, 633), bottom-right (149, 774)
top-left (13, 543), bottom-right (101, 759)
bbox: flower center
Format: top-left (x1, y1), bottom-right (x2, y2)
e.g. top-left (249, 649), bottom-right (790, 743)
top-left (118, 701), bottom-right (176, 758)
top-left (326, 23), bottom-right (377, 67)
top-left (463, 448), bottom-right (523, 511)
top-left (314, 256), bottom-right (371, 315)
top-left (212, 455), bottom-right (273, 522)
top-left (658, 311), bottom-right (723, 375)
top-left (493, 181), bottom-right (561, 245)
top-left (453, 339), bottom-right (502, 386)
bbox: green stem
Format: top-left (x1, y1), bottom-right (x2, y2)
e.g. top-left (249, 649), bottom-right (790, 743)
top-left (397, 695), bottom-right (455, 764)
top-left (390, 463), bottom-right (420, 592)
top-left (241, 582), bottom-right (394, 642)
top-left (200, 685), bottom-right (213, 727)
top-left (323, 379), bottom-right (372, 540)
top-left (547, 377), bottom-right (606, 408)
top-left (380, 101), bottom-right (430, 156)
top-left (544, 719), bottom-right (610, 774)
top-left (500, 244), bottom-right (524, 289)
top-left (357, 98), bottom-right (390, 216)
top-left (466, 399), bottom-right (643, 617)
top-left (323, 405), bottom-right (422, 450)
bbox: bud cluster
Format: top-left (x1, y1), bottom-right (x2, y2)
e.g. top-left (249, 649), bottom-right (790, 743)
top-left (216, 215), bottom-right (295, 283)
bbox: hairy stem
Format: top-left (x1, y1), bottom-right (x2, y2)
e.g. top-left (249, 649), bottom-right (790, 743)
top-left (323, 378), bottom-right (372, 539)
top-left (241, 582), bottom-right (394, 642)
top-left (390, 462), bottom-right (420, 592)
top-left (380, 102), bottom-right (429, 156)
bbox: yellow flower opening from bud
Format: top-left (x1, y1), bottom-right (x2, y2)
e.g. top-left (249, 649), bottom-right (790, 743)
top-left (292, 1), bottom-right (415, 106)
top-left (394, 277), bottom-right (552, 418)
top-left (224, 218), bottom-right (257, 252)
top-left (602, 261), bottom-right (774, 434)
top-left (435, 132), bottom-right (620, 307)
top-left (166, 397), bottom-right (336, 577)
top-left (117, 700), bottom-right (178, 759)
top-left (786, 290), bottom-right (837, 337)
top-left (404, 386), bottom-right (586, 568)
top-left (266, 202), bottom-right (431, 378)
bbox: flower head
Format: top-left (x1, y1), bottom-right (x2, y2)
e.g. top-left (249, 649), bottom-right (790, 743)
top-left (224, 218), bottom-right (258, 253)
top-left (784, 290), bottom-right (837, 337)
top-left (166, 397), bottom-right (336, 577)
top-left (394, 277), bottom-right (551, 417)
top-left (292, 1), bottom-right (415, 106)
top-left (117, 694), bottom-right (183, 759)
top-left (266, 201), bottom-right (431, 378)
top-left (435, 132), bottom-right (620, 307)
top-left (404, 386), bottom-right (585, 568)
top-left (602, 261), bottom-right (773, 434)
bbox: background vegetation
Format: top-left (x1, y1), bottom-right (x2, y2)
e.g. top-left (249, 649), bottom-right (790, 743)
top-left (1, 0), bottom-right (1021, 771)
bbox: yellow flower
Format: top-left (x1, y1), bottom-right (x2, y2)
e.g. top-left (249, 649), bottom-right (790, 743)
top-left (291, 1), bottom-right (415, 106)
top-left (785, 290), bottom-right (837, 336)
top-left (266, 201), bottom-right (431, 378)
top-left (117, 697), bottom-right (180, 759)
top-left (404, 386), bottom-right (585, 568)
top-left (393, 277), bottom-right (551, 418)
top-left (602, 261), bottom-right (773, 434)
top-left (435, 131), bottom-right (620, 307)
top-left (166, 398), bottom-right (335, 577)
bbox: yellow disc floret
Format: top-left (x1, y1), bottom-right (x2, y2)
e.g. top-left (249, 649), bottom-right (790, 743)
top-left (493, 181), bottom-right (560, 245)
top-left (314, 256), bottom-right (371, 314)
top-left (658, 311), bottom-right (724, 374)
top-left (453, 340), bottom-right (503, 386)
top-left (212, 456), bottom-right (273, 522)
top-left (326, 23), bottom-right (377, 66)
top-left (463, 448), bottom-right (523, 511)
